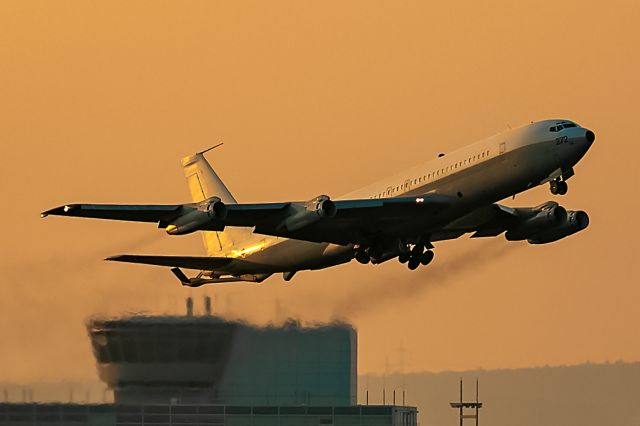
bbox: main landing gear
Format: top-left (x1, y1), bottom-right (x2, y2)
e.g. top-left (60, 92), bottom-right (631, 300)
top-left (354, 245), bottom-right (383, 264)
top-left (354, 242), bottom-right (434, 270)
top-left (550, 178), bottom-right (568, 195)
top-left (398, 244), bottom-right (434, 270)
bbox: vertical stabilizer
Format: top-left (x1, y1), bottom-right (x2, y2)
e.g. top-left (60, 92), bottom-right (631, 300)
top-left (181, 147), bottom-right (253, 256)
top-left (181, 146), bottom-right (237, 204)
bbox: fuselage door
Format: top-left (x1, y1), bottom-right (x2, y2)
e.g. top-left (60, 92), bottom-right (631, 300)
top-left (499, 142), bottom-right (507, 154)
top-left (499, 142), bottom-right (506, 154)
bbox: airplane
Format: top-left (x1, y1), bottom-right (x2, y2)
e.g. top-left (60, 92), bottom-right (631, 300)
top-left (42, 119), bottom-right (595, 286)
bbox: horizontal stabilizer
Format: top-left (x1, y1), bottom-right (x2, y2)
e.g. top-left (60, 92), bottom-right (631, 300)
top-left (106, 254), bottom-right (234, 270)
top-left (105, 254), bottom-right (275, 276)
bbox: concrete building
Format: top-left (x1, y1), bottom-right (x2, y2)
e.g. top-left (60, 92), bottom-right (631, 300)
top-left (0, 403), bottom-right (417, 425)
top-left (0, 298), bottom-right (417, 426)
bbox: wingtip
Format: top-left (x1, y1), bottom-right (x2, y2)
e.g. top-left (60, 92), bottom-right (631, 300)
top-left (40, 204), bottom-right (78, 217)
top-left (40, 207), bottom-right (60, 217)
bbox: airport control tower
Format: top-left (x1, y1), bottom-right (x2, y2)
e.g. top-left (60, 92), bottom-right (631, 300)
top-left (86, 297), bottom-right (357, 406)
top-left (0, 297), bottom-right (417, 426)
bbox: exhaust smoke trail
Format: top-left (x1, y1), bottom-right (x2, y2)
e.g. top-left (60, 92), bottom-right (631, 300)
top-left (331, 238), bottom-right (525, 318)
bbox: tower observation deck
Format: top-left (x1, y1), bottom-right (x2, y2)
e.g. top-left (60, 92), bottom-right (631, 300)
top-left (86, 301), bottom-right (357, 406)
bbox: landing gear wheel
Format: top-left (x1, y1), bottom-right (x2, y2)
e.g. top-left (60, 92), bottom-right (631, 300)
top-left (367, 246), bottom-right (383, 260)
top-left (550, 179), bottom-right (568, 195)
top-left (398, 252), bottom-right (411, 264)
top-left (408, 258), bottom-right (421, 270)
top-left (355, 251), bottom-right (370, 264)
top-left (557, 181), bottom-right (568, 195)
top-left (420, 250), bottom-right (434, 266)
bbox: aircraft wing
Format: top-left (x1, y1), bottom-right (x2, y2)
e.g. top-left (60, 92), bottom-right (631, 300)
top-left (246, 195), bottom-right (455, 245)
top-left (42, 194), bottom-right (454, 244)
top-left (41, 203), bottom-right (186, 222)
top-left (429, 203), bottom-right (519, 241)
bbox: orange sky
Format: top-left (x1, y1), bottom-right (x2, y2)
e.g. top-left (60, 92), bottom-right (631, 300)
top-left (1, 0), bottom-right (639, 383)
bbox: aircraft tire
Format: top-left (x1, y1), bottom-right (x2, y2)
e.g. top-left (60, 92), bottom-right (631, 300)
top-left (550, 180), bottom-right (559, 195)
top-left (420, 250), bottom-right (434, 266)
top-left (557, 181), bottom-right (568, 195)
top-left (408, 258), bottom-right (420, 270)
top-left (398, 252), bottom-right (411, 263)
top-left (355, 251), bottom-right (370, 264)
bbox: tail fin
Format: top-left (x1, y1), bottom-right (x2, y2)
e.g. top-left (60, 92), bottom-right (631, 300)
top-left (181, 146), bottom-right (254, 256)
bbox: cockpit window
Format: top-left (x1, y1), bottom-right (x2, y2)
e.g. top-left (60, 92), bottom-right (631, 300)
top-left (550, 122), bottom-right (577, 132)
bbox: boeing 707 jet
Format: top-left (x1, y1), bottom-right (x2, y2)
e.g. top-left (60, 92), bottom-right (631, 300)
top-left (42, 119), bottom-right (595, 285)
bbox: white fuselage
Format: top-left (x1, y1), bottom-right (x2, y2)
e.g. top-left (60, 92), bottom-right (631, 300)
top-left (224, 119), bottom-right (594, 274)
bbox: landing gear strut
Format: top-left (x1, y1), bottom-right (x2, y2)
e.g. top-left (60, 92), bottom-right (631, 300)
top-left (355, 250), bottom-right (370, 264)
top-left (550, 178), bottom-right (568, 195)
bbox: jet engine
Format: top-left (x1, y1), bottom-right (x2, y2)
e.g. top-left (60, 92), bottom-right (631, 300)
top-left (526, 210), bottom-right (589, 244)
top-left (278, 195), bottom-right (337, 232)
top-left (166, 197), bottom-right (227, 235)
top-left (505, 205), bottom-right (567, 241)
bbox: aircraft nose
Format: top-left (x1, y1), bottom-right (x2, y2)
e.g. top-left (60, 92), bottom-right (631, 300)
top-left (585, 129), bottom-right (595, 144)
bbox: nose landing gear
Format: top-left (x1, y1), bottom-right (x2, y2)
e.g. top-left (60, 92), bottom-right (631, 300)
top-left (550, 178), bottom-right (568, 195)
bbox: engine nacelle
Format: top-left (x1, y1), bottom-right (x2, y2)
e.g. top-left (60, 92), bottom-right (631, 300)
top-left (505, 205), bottom-right (567, 241)
top-left (279, 195), bottom-right (337, 232)
top-left (527, 210), bottom-right (589, 244)
top-left (166, 197), bottom-right (227, 235)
